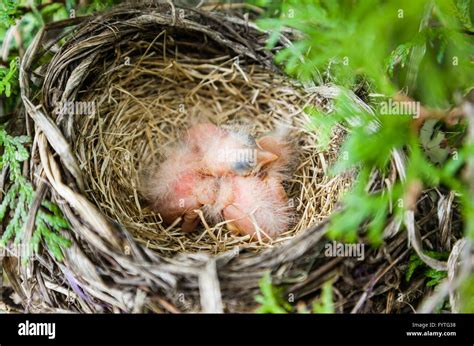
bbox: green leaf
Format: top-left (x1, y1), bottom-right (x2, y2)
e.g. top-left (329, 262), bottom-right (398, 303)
top-left (0, 0), bottom-right (21, 29)
top-left (406, 251), bottom-right (449, 286)
top-left (406, 253), bottom-right (424, 282)
top-left (386, 43), bottom-right (413, 77)
top-left (0, 127), bottom-right (71, 262)
top-left (453, 0), bottom-right (473, 31)
top-left (312, 281), bottom-right (335, 313)
top-left (460, 275), bottom-right (474, 313)
top-left (0, 60), bottom-right (18, 97)
top-left (255, 272), bottom-right (292, 313)
top-left (425, 268), bottom-right (448, 287)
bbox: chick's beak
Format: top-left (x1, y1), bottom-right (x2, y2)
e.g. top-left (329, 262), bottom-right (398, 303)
top-left (255, 150), bottom-right (278, 172)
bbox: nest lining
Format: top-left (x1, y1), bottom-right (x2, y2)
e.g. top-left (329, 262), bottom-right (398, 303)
top-left (73, 37), bottom-right (351, 257)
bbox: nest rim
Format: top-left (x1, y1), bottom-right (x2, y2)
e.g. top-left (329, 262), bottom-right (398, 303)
top-left (14, 2), bottom-right (435, 314)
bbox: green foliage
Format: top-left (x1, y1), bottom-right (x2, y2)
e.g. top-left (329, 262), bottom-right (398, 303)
top-left (459, 275), bottom-right (474, 312)
top-left (406, 251), bottom-right (449, 286)
top-left (258, 0), bottom-right (473, 106)
top-left (311, 90), bottom-right (474, 243)
top-left (255, 273), bottom-right (335, 313)
top-left (386, 42), bottom-right (413, 78)
top-left (308, 92), bottom-right (410, 243)
top-left (0, 59), bottom-right (18, 97)
top-left (0, 0), bottom-right (124, 60)
top-left (0, 0), bottom-right (123, 264)
top-left (255, 272), bottom-right (292, 313)
top-left (84, 0), bottom-right (123, 12)
top-left (312, 281), bottom-right (335, 313)
top-left (0, 0), bottom-right (21, 29)
top-left (253, 1), bottom-right (474, 310)
top-left (0, 127), bottom-right (71, 261)
top-left (0, 129), bottom-right (32, 247)
top-left (256, 0), bottom-right (474, 245)
top-left (424, 268), bottom-right (449, 286)
top-left (454, 0), bottom-right (474, 30)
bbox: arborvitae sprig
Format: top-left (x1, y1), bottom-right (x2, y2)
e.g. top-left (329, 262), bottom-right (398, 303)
top-left (0, 60), bottom-right (18, 98)
top-left (0, 0), bottom-right (21, 29)
top-left (0, 127), bottom-right (71, 261)
top-left (258, 0), bottom-right (474, 243)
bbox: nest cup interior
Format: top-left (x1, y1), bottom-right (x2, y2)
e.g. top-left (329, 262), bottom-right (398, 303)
top-left (73, 31), bottom-right (350, 257)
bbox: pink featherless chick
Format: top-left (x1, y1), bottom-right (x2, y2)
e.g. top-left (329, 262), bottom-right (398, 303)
top-left (143, 144), bottom-right (218, 233)
top-left (207, 175), bottom-right (290, 240)
top-left (222, 126), bottom-right (295, 239)
top-left (143, 122), bottom-right (269, 233)
top-left (144, 123), bottom-right (294, 236)
top-left (199, 124), bottom-right (294, 239)
top-left (185, 123), bottom-right (279, 177)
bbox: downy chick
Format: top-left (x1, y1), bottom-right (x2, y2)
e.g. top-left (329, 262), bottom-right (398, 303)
top-left (143, 145), bottom-right (218, 232)
top-left (207, 175), bottom-right (291, 239)
top-left (186, 123), bottom-right (279, 177)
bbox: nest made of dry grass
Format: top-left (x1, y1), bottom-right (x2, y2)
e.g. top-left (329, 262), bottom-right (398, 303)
top-left (72, 39), bottom-right (351, 257)
top-left (8, 1), bottom-right (470, 314)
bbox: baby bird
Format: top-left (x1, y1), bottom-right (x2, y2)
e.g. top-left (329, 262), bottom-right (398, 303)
top-left (143, 145), bottom-right (218, 232)
top-left (209, 175), bottom-right (291, 239)
top-left (144, 122), bottom-right (294, 238)
top-left (208, 125), bottom-right (294, 238)
top-left (186, 123), bottom-right (279, 177)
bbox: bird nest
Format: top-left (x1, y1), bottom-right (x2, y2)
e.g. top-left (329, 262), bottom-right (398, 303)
top-left (73, 47), bottom-right (350, 256)
top-left (12, 2), bottom-right (466, 313)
